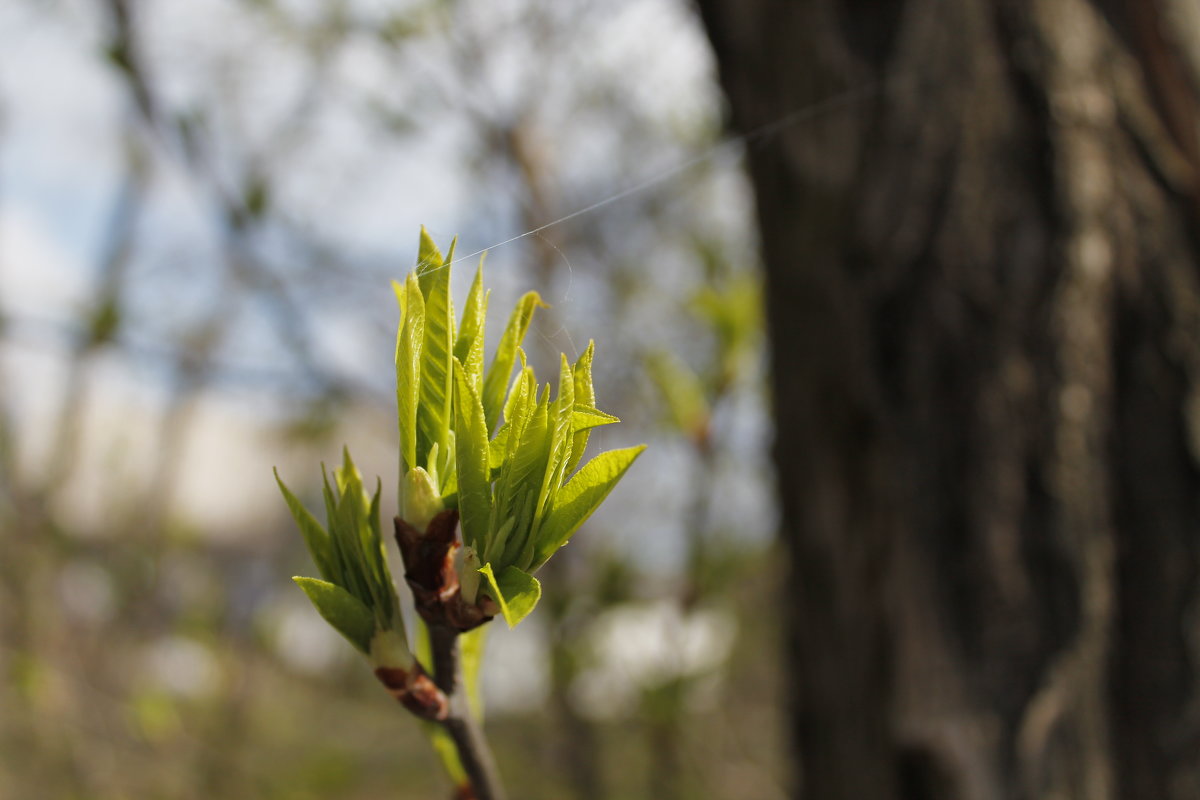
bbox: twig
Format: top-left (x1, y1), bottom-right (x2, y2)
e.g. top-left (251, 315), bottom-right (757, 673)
top-left (428, 624), bottom-right (508, 800)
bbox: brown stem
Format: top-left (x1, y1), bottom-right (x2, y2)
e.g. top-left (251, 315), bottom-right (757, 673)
top-left (429, 624), bottom-right (508, 800)
top-left (374, 661), bottom-right (448, 721)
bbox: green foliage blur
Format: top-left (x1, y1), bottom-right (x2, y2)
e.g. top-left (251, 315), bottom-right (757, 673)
top-left (0, 1), bottom-right (783, 798)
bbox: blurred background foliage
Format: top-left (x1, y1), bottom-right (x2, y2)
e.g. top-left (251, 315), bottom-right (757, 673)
top-left (0, 0), bottom-right (785, 797)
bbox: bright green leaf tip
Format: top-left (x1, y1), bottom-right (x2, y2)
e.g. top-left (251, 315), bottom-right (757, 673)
top-left (478, 563), bottom-right (542, 628)
top-left (416, 225), bottom-right (448, 275)
top-left (275, 468), bottom-right (336, 582)
top-left (531, 444), bottom-right (647, 571)
top-left (293, 576), bottom-right (376, 654)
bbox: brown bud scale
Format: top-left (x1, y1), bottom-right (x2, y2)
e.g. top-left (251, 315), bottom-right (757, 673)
top-left (395, 510), bottom-right (493, 632)
top-left (374, 663), bottom-right (448, 721)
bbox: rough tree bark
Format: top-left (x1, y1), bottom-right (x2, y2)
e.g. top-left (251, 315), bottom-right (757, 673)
top-left (696, 1), bottom-right (1200, 798)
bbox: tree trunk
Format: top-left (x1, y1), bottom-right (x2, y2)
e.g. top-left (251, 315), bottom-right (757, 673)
top-left (696, 1), bottom-right (1200, 798)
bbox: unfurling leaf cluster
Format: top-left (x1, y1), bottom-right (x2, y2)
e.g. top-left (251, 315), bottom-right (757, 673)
top-left (275, 449), bottom-right (404, 661)
top-left (279, 227), bottom-right (645, 653)
top-left (394, 228), bottom-right (645, 627)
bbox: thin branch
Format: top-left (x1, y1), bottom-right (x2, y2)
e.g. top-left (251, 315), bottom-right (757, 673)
top-left (428, 624), bottom-right (508, 800)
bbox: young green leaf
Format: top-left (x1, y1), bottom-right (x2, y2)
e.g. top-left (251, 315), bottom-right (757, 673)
top-left (363, 476), bottom-right (397, 629)
top-left (498, 566), bottom-right (541, 628)
top-left (488, 517), bottom-right (517, 569)
top-left (488, 367), bottom-right (534, 544)
top-left (488, 423), bottom-right (509, 474)
top-left (416, 234), bottom-right (455, 479)
top-left (391, 278), bottom-right (406, 317)
top-left (532, 355), bottom-right (576, 539)
top-left (571, 406), bottom-right (620, 432)
top-left (396, 272), bottom-right (425, 472)
top-left (566, 342), bottom-right (597, 475)
top-left (453, 358), bottom-right (492, 551)
top-left (293, 577), bottom-right (377, 654)
top-left (319, 473), bottom-right (352, 600)
top-left (530, 444), bottom-right (647, 570)
top-left (496, 387), bottom-right (552, 567)
top-left (477, 563), bottom-right (542, 628)
top-left (454, 263), bottom-right (488, 395)
top-left (337, 458), bottom-right (385, 620)
top-left (319, 467), bottom-right (347, 583)
top-left (416, 224), bottom-right (444, 272)
top-left (328, 459), bottom-right (375, 609)
top-left (501, 349), bottom-right (530, 428)
top-left (482, 291), bottom-right (543, 432)
top-left (275, 469), bottom-right (334, 580)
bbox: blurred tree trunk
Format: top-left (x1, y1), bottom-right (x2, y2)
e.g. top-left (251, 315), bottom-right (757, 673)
top-left (696, 1), bottom-right (1200, 798)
